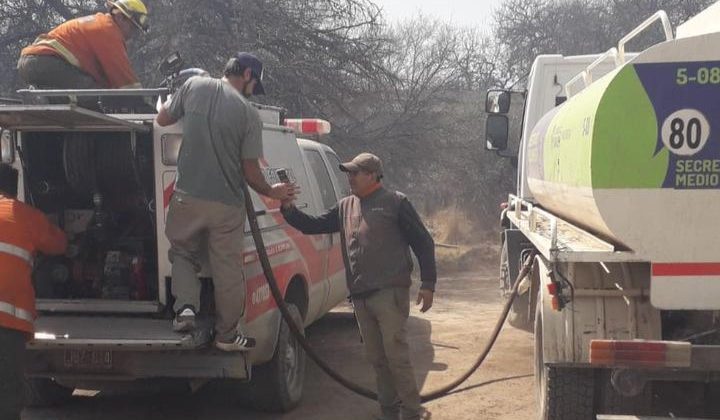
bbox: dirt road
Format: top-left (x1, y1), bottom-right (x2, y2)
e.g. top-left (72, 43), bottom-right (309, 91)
top-left (24, 269), bottom-right (536, 420)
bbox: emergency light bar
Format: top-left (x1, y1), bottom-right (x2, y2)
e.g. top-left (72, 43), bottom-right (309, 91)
top-left (590, 339), bottom-right (691, 368)
top-left (284, 119), bottom-right (331, 136)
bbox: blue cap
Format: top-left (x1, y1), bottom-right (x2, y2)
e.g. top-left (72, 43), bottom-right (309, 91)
top-left (234, 52), bottom-right (265, 95)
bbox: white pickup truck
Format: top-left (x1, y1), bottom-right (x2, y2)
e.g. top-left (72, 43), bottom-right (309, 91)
top-left (0, 82), bottom-right (349, 411)
top-left (486, 4), bottom-right (720, 419)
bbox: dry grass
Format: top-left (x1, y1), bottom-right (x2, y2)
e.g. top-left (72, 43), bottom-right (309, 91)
top-left (424, 207), bottom-right (500, 274)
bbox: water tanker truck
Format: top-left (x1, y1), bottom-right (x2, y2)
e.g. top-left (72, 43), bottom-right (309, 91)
top-left (486, 4), bottom-right (720, 419)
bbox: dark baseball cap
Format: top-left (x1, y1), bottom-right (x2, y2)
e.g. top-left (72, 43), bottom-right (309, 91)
top-left (234, 52), bottom-right (265, 95)
top-left (339, 153), bottom-right (383, 177)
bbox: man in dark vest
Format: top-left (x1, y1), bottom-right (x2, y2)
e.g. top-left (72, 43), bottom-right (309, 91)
top-left (280, 152), bottom-right (436, 420)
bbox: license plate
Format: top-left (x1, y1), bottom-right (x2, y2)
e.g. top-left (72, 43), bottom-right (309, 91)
top-left (64, 350), bottom-right (113, 370)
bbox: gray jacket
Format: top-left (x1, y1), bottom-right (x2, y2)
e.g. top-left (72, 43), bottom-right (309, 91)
top-left (281, 187), bottom-right (436, 296)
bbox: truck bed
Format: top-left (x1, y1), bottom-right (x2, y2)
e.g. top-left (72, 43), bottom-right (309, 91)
top-left (507, 195), bottom-right (642, 263)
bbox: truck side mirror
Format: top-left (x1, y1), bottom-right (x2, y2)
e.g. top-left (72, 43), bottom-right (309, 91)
top-left (486, 89), bottom-right (511, 114)
top-left (485, 115), bottom-right (509, 151)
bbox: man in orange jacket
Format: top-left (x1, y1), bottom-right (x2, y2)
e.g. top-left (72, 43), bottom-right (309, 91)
top-left (17, 0), bottom-right (148, 90)
top-left (0, 163), bottom-right (67, 420)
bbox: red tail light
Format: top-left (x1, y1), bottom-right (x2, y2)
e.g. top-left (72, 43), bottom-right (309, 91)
top-left (547, 282), bottom-right (557, 295)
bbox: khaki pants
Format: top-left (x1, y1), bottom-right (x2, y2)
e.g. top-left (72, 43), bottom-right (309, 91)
top-left (0, 327), bottom-right (25, 420)
top-left (17, 55), bottom-right (100, 89)
top-left (353, 287), bottom-right (421, 420)
top-left (166, 192), bottom-right (246, 341)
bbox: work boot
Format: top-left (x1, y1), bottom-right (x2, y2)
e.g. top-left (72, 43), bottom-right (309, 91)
top-left (172, 305), bottom-right (197, 332)
top-left (214, 334), bottom-right (257, 352)
top-left (401, 407), bottom-right (430, 420)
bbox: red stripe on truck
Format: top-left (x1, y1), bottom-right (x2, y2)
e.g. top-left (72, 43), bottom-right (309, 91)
top-left (245, 259), bottom-right (304, 322)
top-left (652, 263), bottom-right (720, 277)
top-left (163, 180), bottom-right (175, 209)
top-left (245, 264), bottom-right (347, 323)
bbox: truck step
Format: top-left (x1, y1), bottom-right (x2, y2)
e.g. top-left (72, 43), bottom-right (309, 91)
top-left (29, 315), bottom-right (213, 350)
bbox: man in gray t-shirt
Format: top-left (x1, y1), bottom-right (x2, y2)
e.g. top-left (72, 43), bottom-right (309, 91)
top-left (156, 52), bottom-right (294, 352)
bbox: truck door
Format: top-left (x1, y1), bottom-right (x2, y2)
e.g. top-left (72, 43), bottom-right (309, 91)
top-left (301, 148), bottom-right (338, 311)
top-left (323, 150), bottom-right (351, 198)
top-left (320, 150), bottom-right (351, 312)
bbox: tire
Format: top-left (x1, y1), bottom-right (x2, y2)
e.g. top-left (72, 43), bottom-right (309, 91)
top-left (24, 378), bottom-right (73, 407)
top-left (597, 369), bottom-right (652, 416)
top-left (241, 303), bottom-right (306, 412)
top-left (705, 382), bottom-right (720, 418)
top-left (535, 293), bottom-right (595, 419)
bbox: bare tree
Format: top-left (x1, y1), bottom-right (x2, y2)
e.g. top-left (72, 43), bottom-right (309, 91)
top-left (493, 0), bottom-right (714, 81)
top-left (3, 0), bottom-right (710, 230)
top-left (0, 0), bottom-right (389, 97)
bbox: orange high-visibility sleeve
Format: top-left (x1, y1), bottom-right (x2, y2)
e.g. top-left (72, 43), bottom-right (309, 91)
top-left (0, 197), bottom-right (67, 335)
top-left (27, 207), bottom-right (67, 256)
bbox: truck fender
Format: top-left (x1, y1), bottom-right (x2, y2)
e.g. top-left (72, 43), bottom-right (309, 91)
top-left (246, 308), bottom-right (282, 365)
top-left (247, 274), bottom-right (309, 366)
top-left (533, 255), bottom-right (573, 364)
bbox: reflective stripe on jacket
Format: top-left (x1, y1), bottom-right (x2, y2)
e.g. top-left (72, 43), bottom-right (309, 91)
top-left (0, 242), bottom-right (33, 265)
top-left (0, 300), bottom-right (34, 323)
top-left (0, 196), bottom-right (67, 334)
top-left (20, 13), bottom-right (141, 89)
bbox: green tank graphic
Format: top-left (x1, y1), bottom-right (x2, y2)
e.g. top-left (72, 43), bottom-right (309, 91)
top-left (528, 65), bottom-right (670, 190)
top-left (525, 34), bottom-right (720, 252)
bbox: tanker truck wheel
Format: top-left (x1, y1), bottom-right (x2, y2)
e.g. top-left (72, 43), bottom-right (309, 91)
top-left (24, 378), bottom-right (73, 407)
top-left (535, 293), bottom-right (595, 419)
top-left (596, 369), bottom-right (652, 416)
top-left (244, 303), bottom-right (306, 412)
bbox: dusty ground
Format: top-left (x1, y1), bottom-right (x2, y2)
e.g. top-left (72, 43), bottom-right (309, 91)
top-left (24, 268), bottom-right (536, 420)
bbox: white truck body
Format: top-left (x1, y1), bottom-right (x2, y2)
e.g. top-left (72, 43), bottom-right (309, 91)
top-left (487, 5), bottom-right (720, 419)
top-left (0, 92), bottom-right (349, 409)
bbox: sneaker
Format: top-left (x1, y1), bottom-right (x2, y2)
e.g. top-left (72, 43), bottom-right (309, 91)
top-left (214, 334), bottom-right (257, 352)
top-left (172, 306), bottom-right (197, 332)
top-left (402, 407), bottom-right (430, 420)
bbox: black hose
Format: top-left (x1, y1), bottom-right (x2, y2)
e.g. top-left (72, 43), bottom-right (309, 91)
top-left (241, 179), bottom-right (537, 402)
top-left (420, 250), bottom-right (536, 401)
top-left (117, 78), bottom-right (529, 400)
top-left (200, 82), bottom-right (538, 402)
top-left (241, 181), bottom-right (376, 399)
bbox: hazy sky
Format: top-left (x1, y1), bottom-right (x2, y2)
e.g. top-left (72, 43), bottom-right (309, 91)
top-left (373, 0), bottom-right (504, 28)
